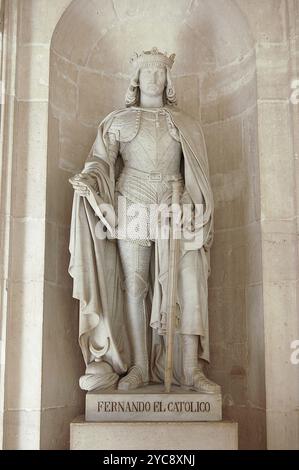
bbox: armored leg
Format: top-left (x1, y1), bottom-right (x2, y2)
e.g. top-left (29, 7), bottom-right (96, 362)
top-left (117, 239), bottom-right (152, 390)
top-left (181, 334), bottom-right (221, 394)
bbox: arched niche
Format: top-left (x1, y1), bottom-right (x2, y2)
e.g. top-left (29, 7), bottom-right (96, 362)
top-left (45, 0), bottom-right (265, 449)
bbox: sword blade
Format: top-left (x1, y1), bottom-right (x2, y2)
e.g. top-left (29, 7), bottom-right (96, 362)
top-left (164, 182), bottom-right (182, 393)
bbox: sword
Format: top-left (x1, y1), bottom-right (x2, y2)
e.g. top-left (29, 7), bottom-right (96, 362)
top-left (164, 181), bottom-right (182, 393)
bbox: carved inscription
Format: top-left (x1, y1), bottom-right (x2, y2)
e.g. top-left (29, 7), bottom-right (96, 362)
top-left (97, 400), bottom-right (211, 413)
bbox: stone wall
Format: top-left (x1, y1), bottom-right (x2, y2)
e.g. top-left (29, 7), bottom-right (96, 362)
top-left (0, 0), bottom-right (78, 450)
top-left (238, 0), bottom-right (299, 450)
top-left (48, 0), bottom-right (266, 450)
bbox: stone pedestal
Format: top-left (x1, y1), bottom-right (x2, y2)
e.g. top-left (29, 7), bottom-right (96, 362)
top-left (70, 385), bottom-right (233, 450)
top-left (70, 417), bottom-right (238, 450)
top-left (86, 385), bottom-right (222, 422)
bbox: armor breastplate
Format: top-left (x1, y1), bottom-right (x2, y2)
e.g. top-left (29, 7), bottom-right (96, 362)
top-left (120, 109), bottom-right (182, 174)
top-left (114, 110), bottom-right (184, 233)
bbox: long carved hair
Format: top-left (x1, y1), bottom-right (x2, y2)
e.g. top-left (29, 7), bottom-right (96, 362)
top-left (125, 66), bottom-right (177, 107)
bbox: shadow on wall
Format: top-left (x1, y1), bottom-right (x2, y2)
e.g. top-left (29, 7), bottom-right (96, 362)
top-left (45, 0), bottom-right (265, 450)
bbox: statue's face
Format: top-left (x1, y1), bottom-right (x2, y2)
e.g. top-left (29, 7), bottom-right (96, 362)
top-left (139, 66), bottom-right (167, 97)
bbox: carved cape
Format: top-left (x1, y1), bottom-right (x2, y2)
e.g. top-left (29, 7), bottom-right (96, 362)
top-left (69, 105), bottom-right (214, 384)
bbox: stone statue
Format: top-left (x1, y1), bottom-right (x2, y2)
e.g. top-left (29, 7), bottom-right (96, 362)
top-left (69, 48), bottom-right (220, 395)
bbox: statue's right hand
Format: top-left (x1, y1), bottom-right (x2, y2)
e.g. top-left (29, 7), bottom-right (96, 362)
top-left (69, 173), bottom-right (95, 198)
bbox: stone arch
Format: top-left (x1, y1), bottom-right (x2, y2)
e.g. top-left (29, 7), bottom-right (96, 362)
top-left (45, 0), bottom-right (265, 449)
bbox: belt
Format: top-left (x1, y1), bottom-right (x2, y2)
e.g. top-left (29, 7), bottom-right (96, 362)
top-left (122, 167), bottom-right (183, 182)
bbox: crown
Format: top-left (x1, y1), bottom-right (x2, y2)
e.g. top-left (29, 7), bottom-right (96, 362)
top-left (130, 47), bottom-right (176, 70)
